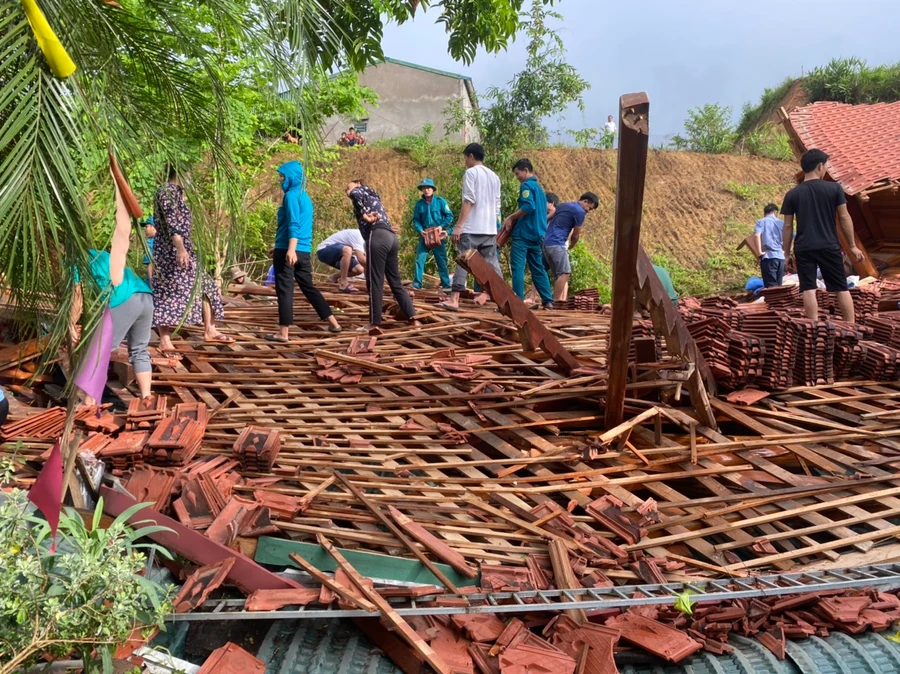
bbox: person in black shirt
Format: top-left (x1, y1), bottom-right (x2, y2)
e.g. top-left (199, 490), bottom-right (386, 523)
top-left (346, 180), bottom-right (418, 334)
top-left (781, 148), bottom-right (863, 322)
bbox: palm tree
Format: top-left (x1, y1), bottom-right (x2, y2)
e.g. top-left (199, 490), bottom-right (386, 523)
top-left (0, 0), bottom-right (342, 358)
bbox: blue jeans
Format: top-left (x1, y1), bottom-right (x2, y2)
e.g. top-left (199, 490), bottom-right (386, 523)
top-left (510, 237), bottom-right (553, 303)
top-left (414, 238), bottom-right (451, 288)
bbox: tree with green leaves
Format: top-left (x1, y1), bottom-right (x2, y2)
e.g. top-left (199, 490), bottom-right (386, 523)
top-left (672, 103), bottom-right (738, 154)
top-left (446, 0), bottom-right (588, 214)
top-left (0, 0), bottom-right (558, 370)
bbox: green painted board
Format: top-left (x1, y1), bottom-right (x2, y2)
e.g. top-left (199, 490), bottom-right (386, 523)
top-left (255, 537), bottom-right (479, 587)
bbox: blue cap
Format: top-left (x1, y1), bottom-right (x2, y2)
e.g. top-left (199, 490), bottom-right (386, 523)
top-left (417, 178), bottom-right (436, 190)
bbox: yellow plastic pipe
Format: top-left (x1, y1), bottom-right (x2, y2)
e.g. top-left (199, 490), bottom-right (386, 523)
top-left (21, 0), bottom-right (76, 79)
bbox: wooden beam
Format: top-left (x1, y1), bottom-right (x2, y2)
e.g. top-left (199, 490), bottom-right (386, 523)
top-left (606, 92), bottom-right (650, 429)
top-left (332, 471), bottom-right (462, 593)
top-left (286, 552), bottom-right (377, 612)
top-left (317, 534), bottom-right (453, 674)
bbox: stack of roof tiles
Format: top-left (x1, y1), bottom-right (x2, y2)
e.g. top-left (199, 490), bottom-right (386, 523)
top-left (232, 426), bottom-right (281, 472)
top-left (125, 394), bottom-right (167, 431)
top-left (145, 402), bottom-right (208, 467)
top-left (788, 318), bottom-right (835, 386)
top-left (759, 286), bottom-right (801, 310)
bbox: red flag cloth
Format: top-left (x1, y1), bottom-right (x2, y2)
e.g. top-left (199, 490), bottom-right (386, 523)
top-left (28, 438), bottom-right (63, 551)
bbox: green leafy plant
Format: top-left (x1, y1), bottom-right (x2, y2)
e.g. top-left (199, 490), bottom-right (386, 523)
top-left (737, 77), bottom-right (797, 135)
top-left (742, 124), bottom-right (794, 161)
top-left (568, 128), bottom-right (598, 149)
top-left (804, 57), bottom-right (900, 104)
top-left (0, 494), bottom-right (173, 673)
top-left (672, 103), bottom-right (738, 154)
top-left (568, 243), bottom-right (611, 300)
top-left (444, 0), bottom-right (589, 225)
top-left (724, 181), bottom-right (763, 201)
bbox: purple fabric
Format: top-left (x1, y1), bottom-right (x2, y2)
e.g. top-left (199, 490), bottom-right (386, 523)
top-left (74, 307), bottom-right (113, 402)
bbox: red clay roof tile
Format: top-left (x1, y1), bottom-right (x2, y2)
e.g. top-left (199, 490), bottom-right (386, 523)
top-left (789, 101), bottom-right (900, 195)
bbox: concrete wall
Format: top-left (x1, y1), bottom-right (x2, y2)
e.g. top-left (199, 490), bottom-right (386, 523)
top-left (321, 61), bottom-right (477, 145)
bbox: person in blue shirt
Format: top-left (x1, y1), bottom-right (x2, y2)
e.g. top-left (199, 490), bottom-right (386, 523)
top-left (542, 192), bottom-right (599, 301)
top-left (412, 178), bottom-right (454, 291)
top-left (753, 203), bottom-right (786, 288)
top-left (268, 161), bottom-right (341, 342)
top-left (500, 158), bottom-right (554, 308)
top-left (72, 249), bottom-right (155, 399)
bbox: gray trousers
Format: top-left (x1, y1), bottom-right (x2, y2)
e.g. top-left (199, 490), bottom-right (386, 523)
top-left (110, 293), bottom-right (154, 374)
top-left (451, 233), bottom-right (502, 293)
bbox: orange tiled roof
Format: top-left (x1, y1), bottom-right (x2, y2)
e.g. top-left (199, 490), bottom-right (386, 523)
top-left (788, 101), bottom-right (900, 195)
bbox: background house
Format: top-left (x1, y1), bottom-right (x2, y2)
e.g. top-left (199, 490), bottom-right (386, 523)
top-left (321, 58), bottom-right (479, 145)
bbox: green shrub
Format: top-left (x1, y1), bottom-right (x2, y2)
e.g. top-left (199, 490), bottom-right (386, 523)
top-left (724, 181), bottom-right (763, 201)
top-left (804, 57), bottom-right (900, 104)
top-left (737, 77), bottom-right (797, 135)
top-left (568, 243), bottom-right (611, 301)
top-left (743, 125), bottom-right (793, 161)
top-left (0, 491), bottom-right (172, 673)
top-left (672, 103), bottom-right (737, 154)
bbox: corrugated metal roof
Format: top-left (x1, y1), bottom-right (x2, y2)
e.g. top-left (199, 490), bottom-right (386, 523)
top-left (620, 630), bottom-right (900, 674)
top-left (256, 619), bottom-right (402, 674)
top-left (158, 614), bottom-right (900, 673)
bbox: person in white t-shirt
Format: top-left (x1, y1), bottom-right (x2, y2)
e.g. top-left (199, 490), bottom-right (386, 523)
top-left (604, 115), bottom-right (616, 135)
top-left (439, 143), bottom-right (503, 311)
top-left (316, 229), bottom-right (367, 292)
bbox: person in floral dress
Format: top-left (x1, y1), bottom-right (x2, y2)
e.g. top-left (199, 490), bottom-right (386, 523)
top-left (151, 166), bottom-right (232, 353)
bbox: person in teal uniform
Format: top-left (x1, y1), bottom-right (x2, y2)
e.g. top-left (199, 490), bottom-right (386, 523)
top-left (72, 250), bottom-right (155, 399)
top-left (500, 158), bottom-right (554, 309)
top-left (652, 264), bottom-right (679, 305)
top-left (411, 178), bottom-right (454, 291)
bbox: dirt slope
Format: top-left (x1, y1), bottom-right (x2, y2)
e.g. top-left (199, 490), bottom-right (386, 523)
top-left (253, 146), bottom-right (795, 293)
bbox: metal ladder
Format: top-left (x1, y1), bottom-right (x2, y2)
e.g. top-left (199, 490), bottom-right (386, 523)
top-left (168, 563), bottom-right (900, 622)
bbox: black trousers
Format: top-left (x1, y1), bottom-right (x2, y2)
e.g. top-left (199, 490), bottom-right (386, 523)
top-left (273, 249), bottom-right (333, 326)
top-left (366, 228), bottom-right (416, 326)
top-left (0, 397), bottom-right (8, 426)
top-left (760, 258), bottom-right (785, 288)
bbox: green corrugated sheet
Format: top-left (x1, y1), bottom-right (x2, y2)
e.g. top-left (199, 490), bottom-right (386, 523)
top-left (255, 537), bottom-right (478, 587)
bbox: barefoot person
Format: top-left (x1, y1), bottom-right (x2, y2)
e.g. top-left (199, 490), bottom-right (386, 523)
top-left (781, 148), bottom-right (863, 322)
top-left (440, 143), bottom-right (502, 311)
top-left (316, 229), bottom-right (367, 292)
top-left (267, 161), bottom-right (342, 341)
top-left (151, 165), bottom-right (232, 353)
top-left (412, 178), bottom-right (454, 291)
top-left (346, 180), bottom-right (418, 333)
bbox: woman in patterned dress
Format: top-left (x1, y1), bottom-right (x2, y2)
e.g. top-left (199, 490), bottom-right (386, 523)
top-left (151, 166), bottom-right (232, 353)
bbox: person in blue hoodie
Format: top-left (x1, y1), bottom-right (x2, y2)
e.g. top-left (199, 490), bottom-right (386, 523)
top-left (412, 178), bottom-right (454, 291)
top-left (500, 158), bottom-right (554, 308)
top-left (267, 161), bottom-right (341, 342)
top-left (0, 385), bottom-right (8, 426)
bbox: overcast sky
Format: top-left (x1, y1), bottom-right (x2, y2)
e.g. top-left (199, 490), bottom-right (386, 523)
top-left (382, 0), bottom-right (900, 144)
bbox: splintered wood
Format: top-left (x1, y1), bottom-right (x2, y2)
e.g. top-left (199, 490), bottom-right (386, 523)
top-left (8, 282), bottom-right (900, 661)
top-left (16, 291), bottom-right (894, 579)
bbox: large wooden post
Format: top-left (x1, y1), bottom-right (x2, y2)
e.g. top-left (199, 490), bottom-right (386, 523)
top-left (605, 93), bottom-right (650, 429)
